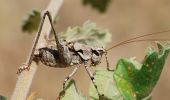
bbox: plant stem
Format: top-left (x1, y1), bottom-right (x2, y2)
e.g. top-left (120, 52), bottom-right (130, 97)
top-left (11, 0), bottom-right (64, 100)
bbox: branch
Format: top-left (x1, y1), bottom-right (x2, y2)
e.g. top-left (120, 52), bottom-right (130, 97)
top-left (11, 0), bottom-right (64, 100)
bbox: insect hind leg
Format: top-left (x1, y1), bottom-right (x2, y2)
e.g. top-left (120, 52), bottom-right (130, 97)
top-left (42, 10), bottom-right (60, 45)
top-left (17, 10), bottom-right (60, 74)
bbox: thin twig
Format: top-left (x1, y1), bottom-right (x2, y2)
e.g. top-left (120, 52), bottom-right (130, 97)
top-left (11, 0), bottom-right (64, 100)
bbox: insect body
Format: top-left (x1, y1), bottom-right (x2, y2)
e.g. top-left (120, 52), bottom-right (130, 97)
top-left (33, 40), bottom-right (106, 99)
top-left (18, 10), bottom-right (107, 99)
top-left (34, 42), bottom-right (105, 68)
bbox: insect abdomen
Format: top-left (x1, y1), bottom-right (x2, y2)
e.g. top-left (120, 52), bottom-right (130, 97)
top-left (34, 47), bottom-right (83, 68)
top-left (34, 47), bottom-right (68, 68)
top-left (38, 48), bottom-right (60, 67)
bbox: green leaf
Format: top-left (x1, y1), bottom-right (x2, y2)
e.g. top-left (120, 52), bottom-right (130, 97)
top-left (113, 42), bottom-right (170, 100)
top-left (60, 21), bottom-right (112, 47)
top-left (22, 10), bottom-right (41, 33)
top-left (89, 67), bottom-right (123, 100)
top-left (0, 95), bottom-right (7, 100)
top-left (61, 79), bottom-right (86, 100)
top-left (82, 0), bottom-right (111, 13)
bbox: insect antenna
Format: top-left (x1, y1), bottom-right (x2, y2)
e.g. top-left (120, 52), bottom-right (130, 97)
top-left (106, 30), bottom-right (170, 51)
top-left (105, 30), bottom-right (170, 71)
top-left (110, 39), bottom-right (170, 49)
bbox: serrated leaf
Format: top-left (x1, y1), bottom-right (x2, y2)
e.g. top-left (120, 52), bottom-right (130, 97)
top-left (60, 21), bottom-right (112, 47)
top-left (22, 10), bottom-right (41, 33)
top-left (89, 67), bottom-right (123, 100)
top-left (82, 0), bottom-right (111, 13)
top-left (113, 42), bottom-right (170, 100)
top-left (61, 79), bottom-right (86, 100)
top-left (0, 95), bottom-right (7, 100)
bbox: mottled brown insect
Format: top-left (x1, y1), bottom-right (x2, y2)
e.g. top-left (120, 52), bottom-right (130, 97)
top-left (17, 11), bottom-right (109, 99)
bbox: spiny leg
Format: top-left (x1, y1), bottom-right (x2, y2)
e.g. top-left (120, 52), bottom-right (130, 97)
top-left (104, 52), bottom-right (114, 71)
top-left (84, 61), bottom-right (104, 99)
top-left (58, 64), bottom-right (80, 98)
top-left (17, 10), bottom-right (60, 74)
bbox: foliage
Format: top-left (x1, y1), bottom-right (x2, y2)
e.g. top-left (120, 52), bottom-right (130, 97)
top-left (60, 21), bottom-right (112, 47)
top-left (21, 10), bottom-right (112, 47)
top-left (113, 42), bottom-right (170, 99)
top-left (0, 95), bottom-right (6, 100)
top-left (61, 80), bottom-right (86, 100)
top-left (89, 68), bottom-right (123, 100)
top-left (82, 0), bottom-right (111, 13)
top-left (21, 0), bottom-right (112, 33)
top-left (63, 42), bottom-right (170, 100)
top-left (22, 10), bottom-right (41, 33)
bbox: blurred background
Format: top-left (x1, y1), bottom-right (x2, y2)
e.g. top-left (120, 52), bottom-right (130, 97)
top-left (0, 0), bottom-right (170, 99)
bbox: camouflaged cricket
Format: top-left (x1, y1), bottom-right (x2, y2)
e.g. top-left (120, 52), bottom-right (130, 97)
top-left (34, 40), bottom-right (106, 68)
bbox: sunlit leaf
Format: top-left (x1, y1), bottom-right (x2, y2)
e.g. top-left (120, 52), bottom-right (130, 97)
top-left (89, 67), bottom-right (123, 100)
top-left (113, 42), bottom-right (170, 100)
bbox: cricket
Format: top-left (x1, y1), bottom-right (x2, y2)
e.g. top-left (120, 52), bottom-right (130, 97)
top-left (17, 10), bottom-right (170, 99)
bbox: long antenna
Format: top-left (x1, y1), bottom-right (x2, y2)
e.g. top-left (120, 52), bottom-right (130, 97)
top-left (106, 39), bottom-right (170, 51)
top-left (106, 30), bottom-right (170, 51)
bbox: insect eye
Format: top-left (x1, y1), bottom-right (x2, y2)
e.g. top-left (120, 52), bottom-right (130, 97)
top-left (93, 50), bottom-right (99, 56)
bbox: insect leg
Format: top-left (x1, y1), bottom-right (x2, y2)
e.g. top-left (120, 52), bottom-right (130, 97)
top-left (58, 64), bottom-right (80, 98)
top-left (104, 52), bottom-right (114, 71)
top-left (63, 65), bottom-right (80, 89)
top-left (42, 11), bottom-right (60, 45)
top-left (84, 61), bottom-right (104, 98)
top-left (17, 11), bottom-right (58, 74)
